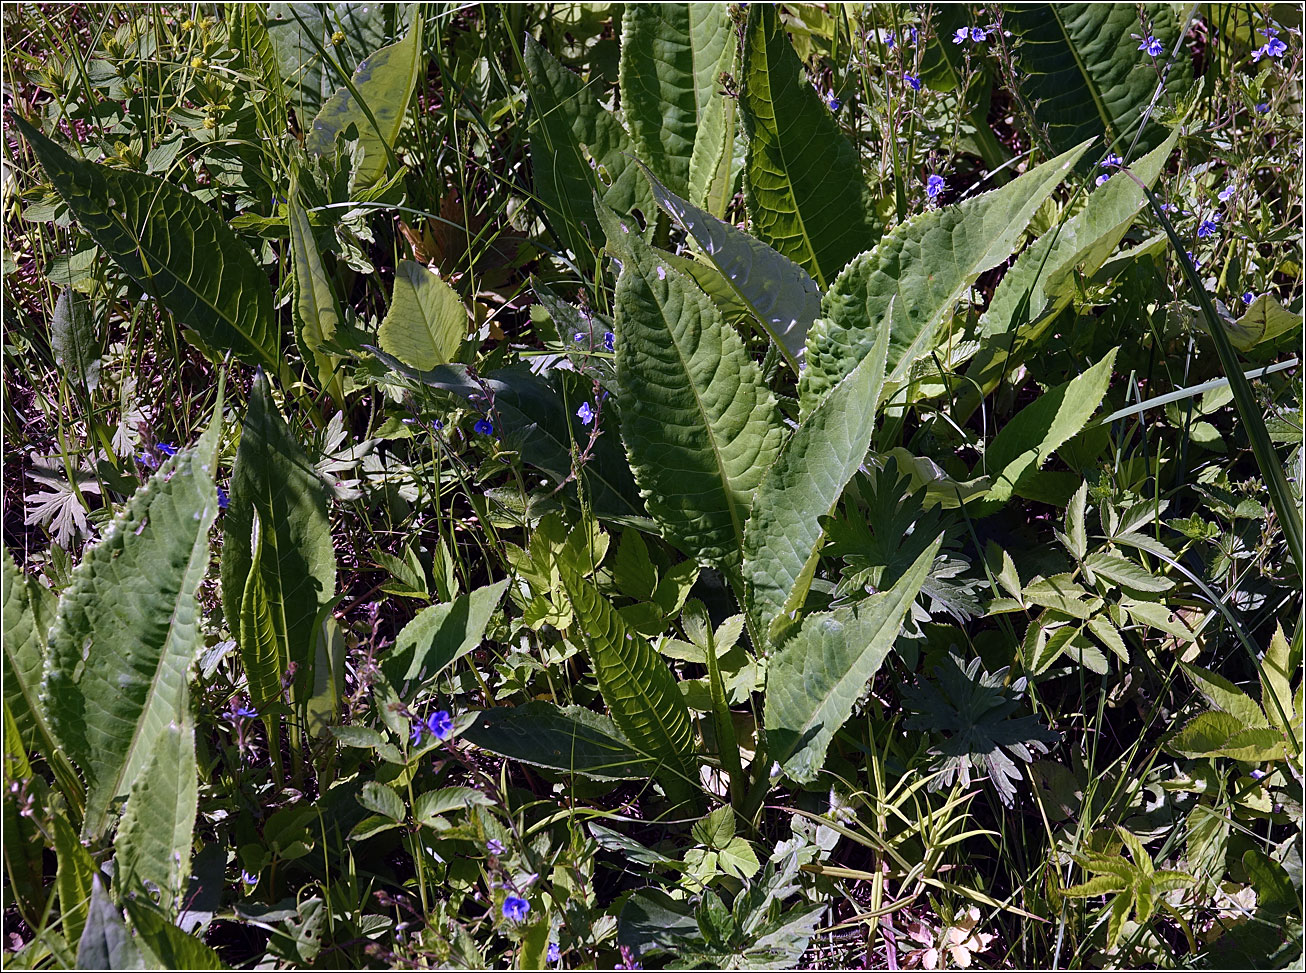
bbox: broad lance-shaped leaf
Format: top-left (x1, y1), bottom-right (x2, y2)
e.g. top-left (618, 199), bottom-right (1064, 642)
top-left (611, 212), bottom-right (784, 570)
top-left (687, 14), bottom-right (740, 217)
top-left (377, 260), bottom-right (467, 370)
top-left (524, 34), bottom-right (656, 263)
top-left (113, 717), bottom-right (198, 907)
top-left (2, 550), bottom-right (66, 766)
top-left (957, 130), bottom-right (1178, 421)
top-left (76, 877), bottom-right (142, 970)
top-left (288, 190), bottom-right (344, 403)
top-left (463, 701), bottom-right (659, 780)
top-left (43, 404), bottom-right (221, 836)
top-left (51, 286), bottom-right (101, 392)
top-left (53, 812), bottom-right (96, 949)
top-left (221, 372), bottom-right (335, 707)
top-left (801, 138), bottom-right (1093, 416)
top-left (306, 12), bottom-right (423, 190)
top-left (743, 321), bottom-right (890, 642)
top-left (382, 579), bottom-right (509, 691)
top-left (766, 538), bottom-right (941, 783)
top-left (619, 3), bottom-right (735, 197)
top-left (642, 162), bottom-right (819, 370)
top-left (974, 347), bottom-right (1118, 509)
top-left (124, 897), bottom-right (226, 971)
top-left (239, 510), bottom-right (285, 713)
top-left (556, 556), bottom-right (699, 806)
top-left (12, 115), bottom-right (279, 373)
top-left (1005, 4), bottom-right (1192, 159)
top-left (741, 4), bottom-right (879, 287)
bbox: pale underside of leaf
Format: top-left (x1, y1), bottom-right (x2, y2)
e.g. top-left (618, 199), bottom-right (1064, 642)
top-left (378, 260), bottom-right (468, 370)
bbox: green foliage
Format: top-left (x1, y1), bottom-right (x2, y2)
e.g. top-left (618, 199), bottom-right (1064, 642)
top-left (288, 191), bottom-right (344, 402)
top-left (377, 261), bottom-right (468, 370)
top-left (463, 702), bottom-right (658, 780)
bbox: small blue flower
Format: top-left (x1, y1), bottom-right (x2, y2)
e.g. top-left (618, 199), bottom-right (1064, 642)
top-left (502, 896), bottom-right (530, 922)
top-left (904, 73), bottom-right (921, 91)
top-left (410, 720), bottom-right (425, 746)
top-left (1261, 26), bottom-right (1280, 38)
top-left (1101, 154), bottom-right (1122, 168)
top-left (1218, 184), bottom-right (1236, 202)
top-left (909, 27), bottom-right (918, 46)
top-left (1242, 291), bottom-right (1255, 305)
top-left (825, 92), bottom-right (841, 112)
top-left (217, 486), bottom-right (229, 510)
top-left (138, 452), bottom-right (158, 470)
top-left (926, 173), bottom-right (945, 199)
top-left (576, 402), bottom-right (594, 426)
top-left (1095, 174), bottom-right (1110, 186)
top-left (603, 331), bottom-right (615, 352)
top-left (970, 26), bottom-right (987, 42)
top-left (157, 442), bottom-right (177, 457)
top-left (1138, 35), bottom-right (1164, 57)
top-left (548, 943), bottom-right (561, 963)
top-left (427, 710), bottom-right (453, 741)
top-left (1265, 37), bottom-right (1288, 58)
top-left (1186, 250), bottom-right (1202, 267)
top-left (487, 838), bottom-right (505, 855)
top-left (474, 418), bottom-right (494, 436)
top-left (433, 419), bottom-right (444, 431)
top-left (885, 32), bottom-right (895, 50)
top-left (241, 869), bottom-right (259, 885)
top-left (232, 703), bottom-right (257, 720)
top-left (952, 27), bottom-right (968, 44)
top-left (1197, 216), bottom-right (1220, 238)
top-left (1256, 102), bottom-right (1270, 113)
top-left (573, 332), bottom-right (585, 343)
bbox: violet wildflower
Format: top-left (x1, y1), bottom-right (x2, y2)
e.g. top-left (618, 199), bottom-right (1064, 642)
top-left (241, 869), bottom-right (259, 885)
top-left (952, 27), bottom-right (968, 44)
top-left (1138, 35), bottom-right (1164, 57)
top-left (217, 486), bottom-right (229, 510)
top-left (909, 27), bottom-right (918, 45)
top-left (474, 418), bottom-right (494, 436)
top-left (1242, 291), bottom-right (1255, 305)
top-left (1264, 37), bottom-right (1288, 58)
top-left (1095, 174), bottom-right (1110, 186)
top-left (1197, 216), bottom-right (1220, 238)
top-left (904, 73), bottom-right (921, 91)
top-left (577, 402), bottom-right (594, 426)
top-left (603, 331), bottom-right (615, 352)
top-left (410, 720), bottom-right (425, 746)
top-left (1218, 184), bottom-right (1236, 202)
top-left (926, 173), bottom-right (945, 199)
top-left (433, 419), bottom-right (444, 431)
top-left (970, 26), bottom-right (986, 42)
top-left (1186, 250), bottom-right (1202, 267)
top-left (502, 896), bottom-right (530, 922)
top-left (548, 943), bottom-right (561, 963)
top-left (138, 452), bottom-right (158, 470)
top-left (487, 838), bottom-right (505, 855)
top-left (231, 703), bottom-right (257, 720)
top-left (157, 442), bottom-right (177, 456)
top-left (886, 32), bottom-right (895, 49)
top-left (825, 92), bottom-right (841, 112)
top-left (573, 332), bottom-right (585, 343)
top-left (1256, 102), bottom-right (1270, 114)
top-left (1101, 153), bottom-right (1122, 168)
top-left (426, 710), bottom-right (453, 741)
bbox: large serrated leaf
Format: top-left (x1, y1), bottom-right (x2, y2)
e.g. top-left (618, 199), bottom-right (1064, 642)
top-left (113, 717), bottom-right (198, 907)
top-left (612, 215), bottom-right (784, 570)
top-left (463, 702), bottom-right (659, 780)
top-left (1006, 4), bottom-right (1192, 158)
top-left (556, 555), bottom-right (699, 806)
top-left (766, 539), bottom-right (940, 783)
top-left (377, 260), bottom-right (467, 370)
top-left (288, 191), bottom-right (344, 403)
top-left (221, 372), bottom-right (335, 708)
top-left (643, 163), bottom-right (819, 369)
top-left (743, 322), bottom-right (890, 642)
top-left (740, 5), bottom-right (879, 288)
top-left (2, 549), bottom-right (67, 773)
top-left (974, 347), bottom-right (1118, 509)
top-left (619, 4), bottom-right (735, 197)
top-left (801, 138), bottom-right (1093, 415)
top-left (305, 13), bottom-right (422, 190)
top-left (523, 34), bottom-right (656, 263)
top-left (12, 115), bottom-right (279, 373)
top-left (42, 414), bottom-right (219, 836)
top-left (124, 897), bottom-right (227, 970)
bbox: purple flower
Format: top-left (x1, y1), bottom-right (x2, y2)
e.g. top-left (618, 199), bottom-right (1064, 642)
top-left (1186, 250), bottom-right (1202, 267)
top-left (410, 720), bottom-right (425, 746)
top-left (1197, 216), bottom-right (1220, 238)
top-left (576, 402), bottom-right (594, 426)
top-left (474, 418), bottom-right (494, 436)
top-left (487, 838), bottom-right (505, 855)
top-left (548, 942), bottom-right (561, 963)
top-left (426, 710), bottom-right (453, 741)
top-left (1101, 154), bottom-right (1122, 168)
top-left (1265, 37), bottom-right (1288, 58)
top-left (138, 452), bottom-right (158, 470)
top-left (952, 27), bottom-right (968, 44)
top-left (157, 442), bottom-right (177, 457)
top-left (502, 896), bottom-right (530, 921)
top-left (217, 486), bottom-right (229, 509)
top-left (825, 92), bottom-right (841, 112)
top-left (231, 702), bottom-right (257, 720)
top-left (1261, 26), bottom-right (1280, 38)
top-left (241, 869), bottom-right (259, 885)
top-left (886, 32), bottom-right (895, 49)
top-left (1095, 174), bottom-right (1110, 187)
top-left (910, 27), bottom-right (918, 45)
top-left (926, 173), bottom-right (945, 199)
top-left (1242, 291), bottom-right (1255, 305)
top-left (1256, 102), bottom-right (1270, 113)
top-left (970, 26), bottom-right (987, 42)
top-left (1218, 184), bottom-right (1236, 202)
top-left (1139, 35), bottom-right (1164, 57)
top-left (603, 331), bottom-right (615, 352)
top-left (573, 332), bottom-right (585, 343)
top-left (904, 73), bottom-right (921, 91)
top-left (433, 419), bottom-right (444, 431)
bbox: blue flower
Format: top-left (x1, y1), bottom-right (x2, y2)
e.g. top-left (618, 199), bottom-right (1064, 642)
top-left (1256, 102), bottom-right (1270, 114)
top-left (1261, 26), bottom-right (1280, 38)
top-left (825, 92), bottom-right (841, 112)
top-left (474, 418), bottom-right (494, 436)
top-left (157, 442), bottom-right (177, 456)
top-left (433, 419), bottom-right (444, 431)
top-left (1218, 184), bottom-right (1236, 202)
top-left (1095, 174), bottom-right (1110, 186)
top-left (502, 896), bottom-right (530, 921)
top-left (926, 173), bottom-right (945, 199)
top-left (904, 73), bottom-right (921, 91)
top-left (603, 331), bottom-right (615, 352)
top-left (952, 27), bottom-right (968, 44)
top-left (909, 27), bottom-right (918, 46)
top-left (410, 720), bottom-right (425, 746)
top-left (241, 869), bottom-right (259, 885)
top-left (1138, 35), bottom-right (1164, 57)
top-left (576, 402), bottom-right (594, 426)
top-left (1197, 216), bottom-right (1220, 238)
top-left (970, 26), bottom-right (987, 42)
top-left (1265, 37), bottom-right (1288, 58)
top-left (487, 838), bottom-right (505, 855)
top-left (548, 943), bottom-right (561, 963)
top-left (1242, 291), bottom-right (1255, 305)
top-left (427, 710), bottom-right (453, 741)
top-left (217, 486), bottom-right (229, 510)
top-left (1186, 250), bottom-right (1202, 267)
top-left (232, 703), bottom-right (257, 720)
top-left (1101, 154), bottom-right (1122, 168)
top-left (573, 332), bottom-right (585, 343)
top-left (886, 32), bottom-right (895, 49)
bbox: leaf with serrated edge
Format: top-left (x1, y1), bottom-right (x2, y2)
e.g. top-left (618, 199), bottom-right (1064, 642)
top-left (1180, 662), bottom-right (1267, 729)
top-left (378, 260), bottom-right (468, 370)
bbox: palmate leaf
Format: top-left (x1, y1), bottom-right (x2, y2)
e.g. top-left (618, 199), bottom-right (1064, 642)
top-left (765, 540), bottom-right (939, 784)
top-left (221, 372), bottom-right (336, 707)
top-left (740, 4), bottom-right (880, 288)
top-left (611, 212), bottom-right (784, 571)
top-left (743, 322), bottom-right (890, 642)
top-left (43, 404), bottom-right (221, 836)
top-left (801, 138), bottom-right (1093, 416)
top-left (462, 701), bottom-right (659, 780)
top-left (305, 12), bottom-right (423, 190)
top-left (642, 163), bottom-right (820, 370)
top-left (12, 115), bottom-right (279, 373)
top-left (377, 260), bottom-right (467, 370)
top-left (619, 4), bottom-right (736, 198)
top-left (1005, 4), bottom-right (1192, 159)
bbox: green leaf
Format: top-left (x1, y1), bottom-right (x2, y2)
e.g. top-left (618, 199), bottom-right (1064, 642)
top-left (357, 782), bottom-right (406, 822)
top-left (3, 704), bottom-right (44, 927)
top-left (305, 14), bottom-right (423, 190)
top-left (114, 717), bottom-right (198, 907)
top-left (239, 510), bottom-right (285, 713)
top-left (1005, 4), bottom-right (1193, 158)
top-left (51, 287), bottom-right (101, 392)
top-left (802, 139), bottom-right (1093, 415)
top-left (556, 553), bottom-right (699, 805)
top-left (740, 4), bottom-right (879, 287)
top-left (612, 216), bottom-right (784, 571)
top-left (766, 538), bottom-right (940, 783)
top-left (743, 324), bottom-right (890, 641)
top-left (124, 897), bottom-right (226, 970)
top-left (76, 877), bottom-right (142, 970)
top-left (462, 701), bottom-right (658, 780)
top-left (1226, 293), bottom-right (1301, 351)
top-left (53, 811), bottom-right (96, 949)
top-left (1167, 711), bottom-right (1285, 762)
top-left (692, 804), bottom-right (736, 847)
top-left (619, 4), bottom-right (735, 196)
top-left (1261, 625), bottom-right (1294, 736)
top-left (377, 261), bottom-right (467, 370)
top-left (382, 579), bottom-right (509, 691)
top-left (413, 786), bottom-right (495, 827)
top-left (1084, 552), bottom-right (1173, 592)
top-left (11, 115), bottom-right (279, 372)
top-left (221, 372), bottom-right (335, 707)
top-left (1179, 662), bottom-right (1268, 729)
top-left (643, 163), bottom-right (819, 369)
top-left (973, 347), bottom-right (1118, 509)
top-left (44, 415), bottom-right (221, 836)
top-left (523, 34), bottom-right (656, 263)
top-left (287, 191), bottom-right (344, 403)
top-left (264, 3), bottom-right (399, 119)
top-left (958, 131), bottom-right (1177, 418)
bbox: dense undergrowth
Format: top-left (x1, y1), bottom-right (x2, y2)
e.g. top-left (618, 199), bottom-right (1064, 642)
top-left (2, 3), bottom-right (1303, 969)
